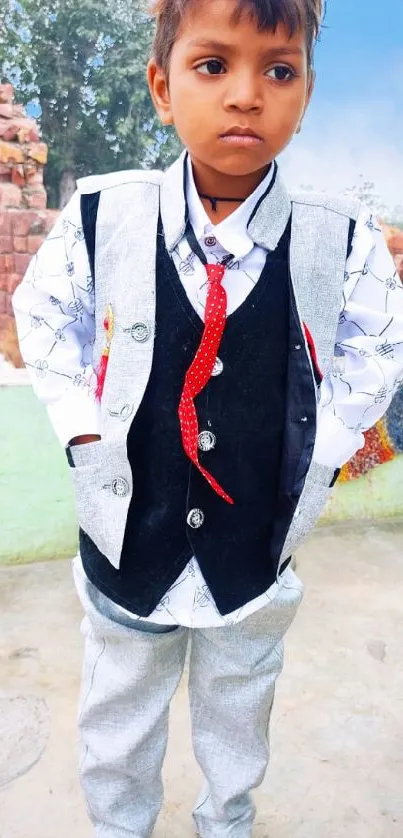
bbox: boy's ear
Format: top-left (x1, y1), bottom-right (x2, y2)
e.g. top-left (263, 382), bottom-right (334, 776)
top-left (147, 59), bottom-right (174, 126)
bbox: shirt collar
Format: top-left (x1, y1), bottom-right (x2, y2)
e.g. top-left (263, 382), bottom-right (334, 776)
top-left (161, 149), bottom-right (291, 255)
top-left (186, 154), bottom-right (276, 260)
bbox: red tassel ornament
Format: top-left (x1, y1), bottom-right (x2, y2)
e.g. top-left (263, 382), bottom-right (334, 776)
top-left (95, 304), bottom-right (115, 402)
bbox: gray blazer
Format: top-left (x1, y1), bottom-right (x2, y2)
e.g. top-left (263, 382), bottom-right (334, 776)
top-left (69, 152), bottom-right (360, 570)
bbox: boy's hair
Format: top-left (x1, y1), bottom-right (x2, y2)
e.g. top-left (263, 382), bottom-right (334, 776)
top-left (151, 0), bottom-right (324, 73)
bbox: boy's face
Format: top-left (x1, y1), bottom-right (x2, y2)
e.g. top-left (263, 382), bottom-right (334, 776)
top-left (148, 0), bottom-right (314, 183)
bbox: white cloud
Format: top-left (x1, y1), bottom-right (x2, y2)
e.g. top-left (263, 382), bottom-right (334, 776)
top-left (279, 95), bottom-right (403, 220)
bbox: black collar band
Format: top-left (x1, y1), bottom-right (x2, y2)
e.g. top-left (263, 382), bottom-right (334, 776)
top-left (199, 194), bottom-right (246, 212)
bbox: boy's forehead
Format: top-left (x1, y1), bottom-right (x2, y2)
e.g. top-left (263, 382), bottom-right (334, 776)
top-left (176, 0), bottom-right (307, 50)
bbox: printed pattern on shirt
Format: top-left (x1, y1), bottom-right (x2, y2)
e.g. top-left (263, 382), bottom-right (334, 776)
top-left (12, 186), bottom-right (403, 627)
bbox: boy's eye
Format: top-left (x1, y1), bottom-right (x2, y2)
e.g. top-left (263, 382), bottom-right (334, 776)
top-left (266, 65), bottom-right (295, 82)
top-left (195, 59), bottom-right (225, 76)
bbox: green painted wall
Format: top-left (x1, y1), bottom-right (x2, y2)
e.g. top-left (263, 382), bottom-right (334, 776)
top-left (1, 386), bottom-right (402, 566)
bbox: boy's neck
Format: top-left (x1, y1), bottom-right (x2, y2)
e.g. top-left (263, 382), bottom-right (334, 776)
top-left (190, 156), bottom-right (271, 225)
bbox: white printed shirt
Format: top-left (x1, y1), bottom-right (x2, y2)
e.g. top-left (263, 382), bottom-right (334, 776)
top-left (13, 160), bottom-right (403, 627)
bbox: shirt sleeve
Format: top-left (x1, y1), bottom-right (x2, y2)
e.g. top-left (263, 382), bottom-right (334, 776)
top-left (12, 191), bottom-right (101, 447)
top-left (313, 208), bottom-right (403, 469)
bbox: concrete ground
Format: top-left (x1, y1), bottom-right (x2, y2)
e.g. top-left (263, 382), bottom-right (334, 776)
top-left (1, 524), bottom-right (403, 838)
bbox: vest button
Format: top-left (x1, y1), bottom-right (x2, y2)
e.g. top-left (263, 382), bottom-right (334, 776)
top-left (112, 477), bottom-right (130, 497)
top-left (131, 322), bottom-right (151, 343)
top-left (211, 357), bottom-right (224, 377)
top-left (120, 403), bottom-right (134, 421)
top-left (187, 508), bottom-right (205, 529)
top-left (205, 235), bottom-right (217, 247)
top-left (198, 430), bottom-right (216, 452)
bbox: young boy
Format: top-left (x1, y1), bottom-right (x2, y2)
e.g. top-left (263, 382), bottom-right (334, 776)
top-left (13, 0), bottom-right (403, 835)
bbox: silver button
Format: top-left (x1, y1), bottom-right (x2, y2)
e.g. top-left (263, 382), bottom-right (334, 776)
top-left (187, 508), bottom-right (205, 529)
top-left (120, 403), bottom-right (134, 421)
top-left (212, 357), bottom-right (224, 377)
top-left (301, 416), bottom-right (308, 423)
top-left (112, 477), bottom-right (130, 497)
top-left (295, 344), bottom-right (302, 351)
top-left (131, 322), bottom-right (151, 343)
top-left (198, 430), bottom-right (216, 452)
top-left (205, 235), bottom-right (217, 247)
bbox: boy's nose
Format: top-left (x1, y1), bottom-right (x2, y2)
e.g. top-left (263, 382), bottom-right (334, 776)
top-left (223, 73), bottom-right (263, 113)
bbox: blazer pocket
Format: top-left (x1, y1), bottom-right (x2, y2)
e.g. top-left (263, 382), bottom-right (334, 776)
top-left (280, 461), bottom-right (334, 561)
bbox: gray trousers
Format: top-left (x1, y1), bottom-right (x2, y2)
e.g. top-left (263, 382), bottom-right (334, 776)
top-left (73, 561), bottom-right (303, 838)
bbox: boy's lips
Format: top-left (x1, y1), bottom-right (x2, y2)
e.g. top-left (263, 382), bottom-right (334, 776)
top-left (219, 127), bottom-right (264, 147)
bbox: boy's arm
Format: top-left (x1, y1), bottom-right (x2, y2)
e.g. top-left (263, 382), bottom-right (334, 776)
top-left (313, 209), bottom-right (403, 468)
top-left (12, 191), bottom-right (101, 448)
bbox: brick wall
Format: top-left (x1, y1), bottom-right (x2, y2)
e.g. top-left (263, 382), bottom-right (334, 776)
top-left (0, 83), bottom-right (58, 366)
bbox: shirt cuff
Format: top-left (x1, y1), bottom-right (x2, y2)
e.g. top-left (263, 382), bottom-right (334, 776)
top-left (313, 409), bottom-right (365, 469)
top-left (47, 388), bottom-right (101, 448)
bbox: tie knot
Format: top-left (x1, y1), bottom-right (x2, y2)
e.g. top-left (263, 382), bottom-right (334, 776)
top-left (206, 263), bottom-right (226, 284)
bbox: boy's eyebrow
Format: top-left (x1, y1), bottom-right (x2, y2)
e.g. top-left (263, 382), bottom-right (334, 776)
top-left (187, 39), bottom-right (304, 59)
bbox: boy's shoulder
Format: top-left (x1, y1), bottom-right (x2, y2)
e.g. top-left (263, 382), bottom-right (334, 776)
top-left (289, 190), bottom-right (362, 221)
top-left (77, 168), bottom-right (163, 196)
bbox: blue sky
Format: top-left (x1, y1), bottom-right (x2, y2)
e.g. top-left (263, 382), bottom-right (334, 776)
top-left (281, 0), bottom-right (403, 217)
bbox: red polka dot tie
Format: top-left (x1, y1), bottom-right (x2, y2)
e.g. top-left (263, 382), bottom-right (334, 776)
top-left (178, 263), bottom-right (234, 505)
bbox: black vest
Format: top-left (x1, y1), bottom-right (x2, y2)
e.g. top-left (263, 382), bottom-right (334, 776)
top-left (81, 220), bottom-right (315, 617)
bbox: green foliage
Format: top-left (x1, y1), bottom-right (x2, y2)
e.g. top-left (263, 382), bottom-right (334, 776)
top-left (0, 0), bottom-right (182, 206)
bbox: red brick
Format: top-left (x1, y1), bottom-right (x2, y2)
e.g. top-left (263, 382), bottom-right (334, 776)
top-left (14, 252), bottom-right (31, 274)
top-left (0, 211), bottom-right (11, 235)
top-left (24, 188), bottom-right (47, 210)
top-left (27, 235), bottom-right (43, 254)
top-left (388, 234), bottom-right (403, 257)
top-left (24, 166), bottom-right (43, 187)
top-left (0, 104), bottom-right (14, 118)
top-left (0, 140), bottom-right (24, 164)
top-left (0, 273), bottom-right (8, 291)
top-left (0, 290), bottom-right (7, 314)
top-left (11, 165), bottom-right (25, 187)
top-left (6, 293), bottom-right (15, 316)
top-left (0, 182), bottom-right (21, 208)
top-left (0, 84), bottom-right (14, 105)
top-left (0, 253), bottom-right (14, 273)
top-left (7, 273), bottom-right (22, 295)
top-left (44, 210), bottom-right (59, 233)
top-left (10, 210), bottom-right (44, 236)
top-left (26, 142), bottom-right (48, 165)
top-left (13, 236), bottom-right (28, 253)
top-left (0, 235), bottom-right (12, 253)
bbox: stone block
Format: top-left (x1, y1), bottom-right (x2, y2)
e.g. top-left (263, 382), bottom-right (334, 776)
top-left (0, 182), bottom-right (22, 208)
top-left (0, 290), bottom-right (7, 314)
top-left (0, 212), bottom-right (11, 235)
top-left (27, 235), bottom-right (44, 254)
top-left (24, 188), bottom-right (47, 210)
top-left (11, 164), bottom-right (25, 187)
top-left (24, 163), bottom-right (43, 186)
top-left (0, 163), bottom-right (11, 178)
top-left (0, 141), bottom-right (24, 164)
top-left (0, 84), bottom-right (14, 104)
top-left (0, 235), bottom-right (13, 253)
top-left (14, 236), bottom-right (28, 253)
top-left (0, 253), bottom-right (14, 273)
top-left (14, 252), bottom-right (31, 274)
top-left (0, 273), bottom-right (8, 291)
top-left (26, 142), bottom-right (48, 165)
top-left (7, 273), bottom-right (22, 295)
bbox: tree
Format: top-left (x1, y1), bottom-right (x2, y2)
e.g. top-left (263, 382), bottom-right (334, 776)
top-left (0, 0), bottom-right (182, 207)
